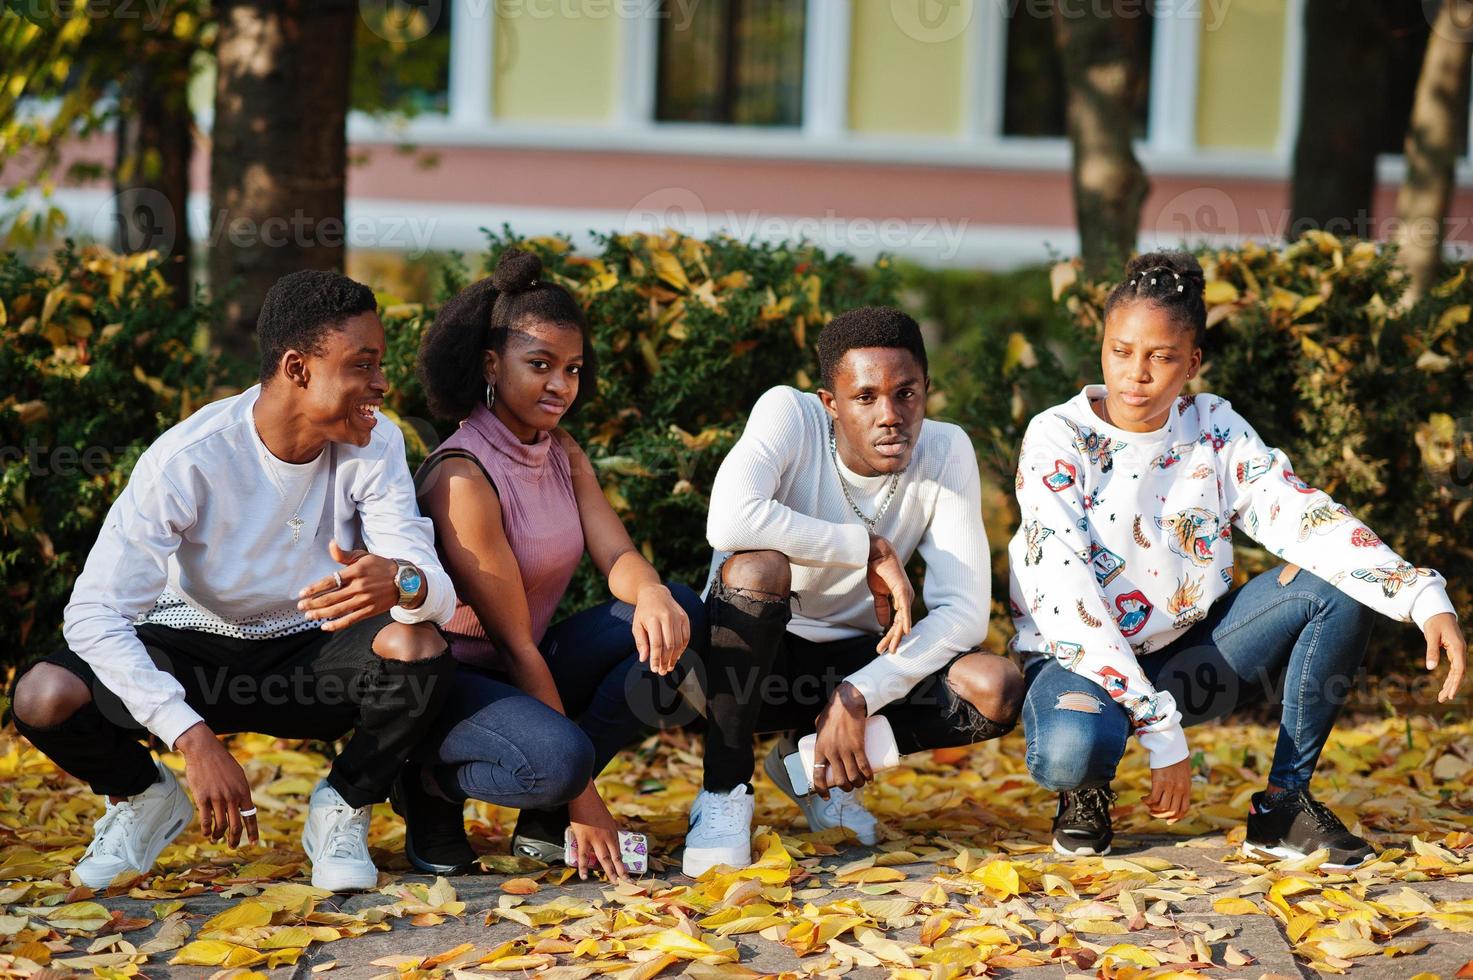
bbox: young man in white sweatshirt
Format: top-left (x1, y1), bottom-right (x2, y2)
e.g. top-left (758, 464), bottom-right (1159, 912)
top-left (682, 306), bottom-right (1025, 877)
top-left (11, 270), bottom-right (458, 892)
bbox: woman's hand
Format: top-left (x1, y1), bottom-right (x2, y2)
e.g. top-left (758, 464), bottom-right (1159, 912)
top-left (1424, 612), bottom-right (1466, 703)
top-left (632, 583), bottom-right (689, 676)
top-left (1147, 757), bottom-right (1192, 822)
top-left (567, 784), bottom-right (628, 882)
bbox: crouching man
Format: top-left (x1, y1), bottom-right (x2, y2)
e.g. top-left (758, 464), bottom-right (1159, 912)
top-left (682, 306), bottom-right (1025, 876)
top-left (12, 271), bottom-right (457, 891)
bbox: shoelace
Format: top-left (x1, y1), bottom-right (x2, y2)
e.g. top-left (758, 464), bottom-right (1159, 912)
top-left (696, 788), bottom-right (751, 837)
top-left (1287, 792), bottom-right (1350, 835)
top-left (85, 801), bottom-right (139, 859)
top-left (1061, 786), bottom-right (1116, 827)
top-left (818, 788), bottom-right (869, 825)
top-left (323, 804), bottom-right (371, 860)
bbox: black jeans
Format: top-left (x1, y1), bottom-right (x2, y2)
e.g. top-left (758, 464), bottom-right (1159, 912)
top-left (698, 579), bottom-right (1014, 792)
top-left (13, 614), bottom-right (454, 809)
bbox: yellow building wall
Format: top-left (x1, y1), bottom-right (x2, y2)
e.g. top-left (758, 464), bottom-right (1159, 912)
top-left (848, 0), bottom-right (966, 135)
top-left (1196, 0), bottom-right (1285, 149)
top-left (494, 7), bottom-right (619, 121)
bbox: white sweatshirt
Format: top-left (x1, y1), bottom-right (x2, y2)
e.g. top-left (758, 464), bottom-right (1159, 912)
top-left (62, 385), bottom-right (456, 749)
top-left (1008, 386), bottom-right (1457, 769)
top-left (705, 386), bottom-right (992, 712)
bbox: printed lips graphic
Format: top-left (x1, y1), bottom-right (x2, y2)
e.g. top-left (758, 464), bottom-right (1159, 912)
top-left (1114, 590), bottom-right (1152, 636)
top-left (1043, 460), bottom-right (1077, 492)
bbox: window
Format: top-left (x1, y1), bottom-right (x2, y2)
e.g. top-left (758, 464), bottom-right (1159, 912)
top-left (353, 0), bottom-right (452, 116)
top-left (655, 0), bottom-right (805, 127)
top-left (1001, 4), bottom-right (1154, 139)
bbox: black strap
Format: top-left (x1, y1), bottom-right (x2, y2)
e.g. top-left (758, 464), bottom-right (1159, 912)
top-left (415, 449), bottom-right (499, 498)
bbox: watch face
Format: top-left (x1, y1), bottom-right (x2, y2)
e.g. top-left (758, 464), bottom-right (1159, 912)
top-left (398, 567), bottom-right (423, 594)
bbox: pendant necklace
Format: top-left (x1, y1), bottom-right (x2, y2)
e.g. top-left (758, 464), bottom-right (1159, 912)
top-left (256, 427), bottom-right (320, 545)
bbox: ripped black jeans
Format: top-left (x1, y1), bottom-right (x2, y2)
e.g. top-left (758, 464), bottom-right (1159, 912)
top-left (12, 614), bottom-right (453, 809)
top-left (699, 579), bottom-right (1015, 792)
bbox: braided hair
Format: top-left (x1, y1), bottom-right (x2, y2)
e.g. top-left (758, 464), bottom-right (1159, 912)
top-left (1103, 251), bottom-right (1207, 348)
top-left (416, 247), bottom-right (596, 420)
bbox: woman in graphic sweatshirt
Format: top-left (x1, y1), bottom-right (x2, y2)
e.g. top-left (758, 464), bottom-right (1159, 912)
top-left (1009, 251), bottom-right (1465, 868)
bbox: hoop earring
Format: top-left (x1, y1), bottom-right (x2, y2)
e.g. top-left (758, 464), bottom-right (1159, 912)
top-left (484, 382), bottom-right (496, 411)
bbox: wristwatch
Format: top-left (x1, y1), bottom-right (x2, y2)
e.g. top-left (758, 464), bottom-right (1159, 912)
top-left (392, 559), bottom-right (425, 608)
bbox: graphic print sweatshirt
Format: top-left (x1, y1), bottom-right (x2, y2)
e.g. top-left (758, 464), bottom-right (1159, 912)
top-left (1008, 386), bottom-right (1456, 769)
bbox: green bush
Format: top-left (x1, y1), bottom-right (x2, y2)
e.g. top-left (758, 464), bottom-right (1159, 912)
top-left (0, 244), bottom-right (233, 667)
top-left (4, 231), bottom-right (1466, 684)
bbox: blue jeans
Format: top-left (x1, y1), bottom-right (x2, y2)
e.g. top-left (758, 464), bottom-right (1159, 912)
top-left (1022, 565), bottom-right (1375, 793)
top-left (415, 583), bottom-right (707, 809)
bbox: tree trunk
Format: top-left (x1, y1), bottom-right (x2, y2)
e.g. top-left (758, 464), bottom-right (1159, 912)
top-left (1052, 2), bottom-right (1150, 277)
top-left (1394, 0), bottom-right (1473, 303)
top-left (1288, 0), bottom-right (1393, 236)
top-left (209, 0), bottom-right (354, 364)
top-left (115, 58), bottom-right (194, 311)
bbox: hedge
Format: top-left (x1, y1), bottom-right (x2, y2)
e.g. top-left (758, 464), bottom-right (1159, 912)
top-left (1, 231), bottom-right (1467, 682)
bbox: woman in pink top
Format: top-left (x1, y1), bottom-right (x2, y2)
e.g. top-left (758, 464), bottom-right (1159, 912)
top-left (403, 248), bottom-right (703, 881)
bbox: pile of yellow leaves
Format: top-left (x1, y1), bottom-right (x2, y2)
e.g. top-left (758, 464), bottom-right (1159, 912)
top-left (1, 714), bottom-right (1471, 979)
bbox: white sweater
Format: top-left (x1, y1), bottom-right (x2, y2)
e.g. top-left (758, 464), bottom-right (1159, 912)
top-left (62, 385), bottom-right (456, 749)
top-left (705, 386), bottom-right (992, 712)
top-left (1009, 386), bottom-right (1457, 769)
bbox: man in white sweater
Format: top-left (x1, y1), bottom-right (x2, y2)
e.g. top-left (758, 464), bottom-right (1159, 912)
top-left (682, 306), bottom-right (1024, 877)
top-left (11, 271), bottom-right (458, 892)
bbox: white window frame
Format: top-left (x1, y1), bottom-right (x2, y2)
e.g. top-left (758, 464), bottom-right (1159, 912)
top-left (342, 0), bottom-right (1472, 186)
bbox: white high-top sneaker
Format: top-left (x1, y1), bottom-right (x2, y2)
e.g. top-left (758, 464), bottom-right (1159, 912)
top-left (302, 779), bottom-right (379, 891)
top-left (74, 759), bottom-right (193, 889)
top-left (681, 785), bottom-right (755, 878)
top-left (763, 742), bottom-right (880, 846)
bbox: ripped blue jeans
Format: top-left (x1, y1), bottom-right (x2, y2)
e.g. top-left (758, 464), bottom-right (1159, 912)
top-left (1022, 565), bottom-right (1375, 793)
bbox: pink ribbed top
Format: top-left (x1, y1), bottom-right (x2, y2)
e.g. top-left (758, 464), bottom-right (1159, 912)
top-left (431, 404), bottom-right (584, 667)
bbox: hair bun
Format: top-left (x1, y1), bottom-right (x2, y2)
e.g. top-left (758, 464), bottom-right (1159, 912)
top-left (491, 247), bottom-right (544, 294)
top-left (1123, 250), bottom-right (1204, 297)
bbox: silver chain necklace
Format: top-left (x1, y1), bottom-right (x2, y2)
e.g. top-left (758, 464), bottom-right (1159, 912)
top-left (255, 427), bottom-right (320, 545)
top-left (829, 420), bottom-right (901, 531)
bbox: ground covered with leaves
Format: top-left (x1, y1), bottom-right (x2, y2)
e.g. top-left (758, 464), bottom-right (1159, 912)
top-left (2, 716), bottom-right (1473, 979)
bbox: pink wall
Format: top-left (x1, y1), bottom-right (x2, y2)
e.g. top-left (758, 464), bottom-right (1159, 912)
top-left (13, 133), bottom-right (1473, 248)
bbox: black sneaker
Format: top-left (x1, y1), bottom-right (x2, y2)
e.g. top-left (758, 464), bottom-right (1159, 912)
top-left (1052, 786), bottom-right (1116, 856)
top-left (389, 765), bottom-right (478, 876)
top-left (1243, 789), bottom-right (1374, 870)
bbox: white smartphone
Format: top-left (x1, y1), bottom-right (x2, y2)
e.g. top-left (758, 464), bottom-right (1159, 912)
top-left (782, 715), bottom-right (901, 796)
top-left (562, 827), bottom-right (649, 876)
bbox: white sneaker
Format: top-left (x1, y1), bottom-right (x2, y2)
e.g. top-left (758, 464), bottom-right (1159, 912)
top-left (74, 760), bottom-right (193, 889)
top-left (681, 786), bottom-right (755, 878)
top-left (302, 780), bottom-right (379, 891)
top-left (763, 743), bottom-right (880, 846)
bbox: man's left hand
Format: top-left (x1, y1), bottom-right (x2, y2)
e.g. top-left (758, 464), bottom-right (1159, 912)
top-left (812, 682), bottom-right (870, 799)
top-left (297, 541), bottom-right (400, 630)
